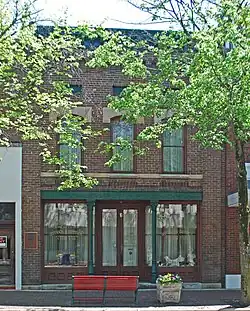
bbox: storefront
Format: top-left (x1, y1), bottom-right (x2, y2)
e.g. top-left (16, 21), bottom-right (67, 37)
top-left (0, 147), bottom-right (22, 290)
top-left (41, 190), bottom-right (202, 283)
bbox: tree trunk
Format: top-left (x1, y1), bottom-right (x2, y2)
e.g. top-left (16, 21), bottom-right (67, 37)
top-left (235, 140), bottom-right (250, 305)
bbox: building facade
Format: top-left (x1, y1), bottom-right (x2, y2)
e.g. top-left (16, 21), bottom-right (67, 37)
top-left (0, 53), bottom-right (243, 289)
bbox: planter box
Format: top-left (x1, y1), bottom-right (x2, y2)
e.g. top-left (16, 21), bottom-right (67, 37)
top-left (157, 283), bottom-right (182, 303)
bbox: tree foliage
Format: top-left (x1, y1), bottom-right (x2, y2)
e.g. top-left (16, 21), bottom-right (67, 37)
top-left (0, 0), bottom-right (102, 189)
top-left (88, 0), bottom-right (250, 303)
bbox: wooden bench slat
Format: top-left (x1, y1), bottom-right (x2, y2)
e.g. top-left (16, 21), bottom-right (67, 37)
top-left (105, 276), bottom-right (138, 291)
top-left (73, 276), bottom-right (105, 290)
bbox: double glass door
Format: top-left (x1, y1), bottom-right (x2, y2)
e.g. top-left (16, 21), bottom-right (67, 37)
top-left (95, 202), bottom-right (143, 276)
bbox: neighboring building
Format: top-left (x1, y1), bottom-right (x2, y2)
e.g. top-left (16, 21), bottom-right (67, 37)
top-left (0, 29), bottom-right (244, 289)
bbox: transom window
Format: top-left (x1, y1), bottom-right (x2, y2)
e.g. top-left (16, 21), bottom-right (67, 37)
top-left (163, 128), bottom-right (184, 173)
top-left (111, 118), bottom-right (133, 172)
top-left (44, 203), bottom-right (88, 267)
top-left (145, 203), bottom-right (197, 267)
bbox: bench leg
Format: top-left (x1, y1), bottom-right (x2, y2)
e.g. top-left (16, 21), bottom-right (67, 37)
top-left (72, 289), bottom-right (74, 306)
top-left (102, 289), bottom-right (106, 304)
top-left (134, 289), bottom-right (138, 304)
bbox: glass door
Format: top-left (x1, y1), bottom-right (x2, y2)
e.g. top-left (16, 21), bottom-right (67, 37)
top-left (95, 202), bottom-right (142, 277)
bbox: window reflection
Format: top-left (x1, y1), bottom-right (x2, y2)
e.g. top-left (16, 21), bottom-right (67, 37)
top-left (163, 129), bottom-right (184, 173)
top-left (0, 203), bottom-right (15, 221)
top-left (123, 209), bottom-right (138, 266)
top-left (145, 203), bottom-right (197, 267)
top-left (102, 209), bottom-right (117, 266)
top-left (44, 203), bottom-right (88, 266)
top-left (111, 119), bottom-right (133, 172)
top-left (0, 237), bottom-right (11, 265)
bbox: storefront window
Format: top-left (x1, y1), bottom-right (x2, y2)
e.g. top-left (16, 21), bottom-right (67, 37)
top-left (145, 203), bottom-right (197, 267)
top-left (44, 203), bottom-right (88, 266)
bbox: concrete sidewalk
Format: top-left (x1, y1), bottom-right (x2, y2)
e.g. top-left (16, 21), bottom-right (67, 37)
top-left (0, 289), bottom-right (243, 310)
top-left (0, 307), bottom-right (248, 311)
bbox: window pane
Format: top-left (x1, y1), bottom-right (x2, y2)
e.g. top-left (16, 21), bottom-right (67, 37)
top-left (70, 84), bottom-right (82, 95)
top-left (163, 146), bottom-right (183, 172)
top-left (102, 209), bottom-right (117, 266)
top-left (60, 132), bottom-right (81, 169)
top-left (113, 86), bottom-right (125, 96)
top-left (123, 209), bottom-right (138, 266)
top-left (0, 203), bottom-right (15, 221)
top-left (163, 129), bottom-right (183, 146)
top-left (145, 206), bottom-right (152, 266)
top-left (44, 203), bottom-right (88, 266)
top-left (113, 148), bottom-right (133, 171)
top-left (112, 120), bottom-right (133, 140)
top-left (145, 203), bottom-right (197, 267)
top-left (112, 120), bottom-right (133, 172)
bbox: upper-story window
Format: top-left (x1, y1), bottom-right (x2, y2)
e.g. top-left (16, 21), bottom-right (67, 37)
top-left (59, 120), bottom-right (82, 169)
top-left (70, 84), bottom-right (82, 96)
top-left (113, 86), bottom-right (125, 96)
top-left (163, 128), bottom-right (184, 173)
top-left (111, 118), bottom-right (133, 172)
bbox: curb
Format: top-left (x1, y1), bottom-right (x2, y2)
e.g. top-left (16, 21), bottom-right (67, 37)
top-left (0, 306), bottom-right (249, 311)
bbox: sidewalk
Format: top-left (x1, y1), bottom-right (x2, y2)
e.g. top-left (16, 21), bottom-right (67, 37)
top-left (0, 289), bottom-right (243, 310)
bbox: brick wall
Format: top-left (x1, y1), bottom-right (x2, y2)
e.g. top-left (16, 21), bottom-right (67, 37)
top-left (226, 208), bottom-right (240, 274)
top-left (22, 141), bottom-right (42, 284)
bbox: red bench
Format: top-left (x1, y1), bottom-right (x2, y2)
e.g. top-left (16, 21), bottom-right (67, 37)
top-left (72, 275), bottom-right (139, 305)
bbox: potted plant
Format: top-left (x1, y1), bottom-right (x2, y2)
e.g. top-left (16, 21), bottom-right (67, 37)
top-left (156, 273), bottom-right (182, 303)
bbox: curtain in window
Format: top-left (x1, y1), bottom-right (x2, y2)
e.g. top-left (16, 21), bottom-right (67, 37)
top-left (102, 209), bottom-right (117, 266)
top-left (44, 203), bottom-right (88, 266)
top-left (111, 120), bottom-right (133, 171)
top-left (145, 203), bottom-right (197, 267)
top-left (163, 129), bottom-right (183, 172)
top-left (123, 209), bottom-right (138, 266)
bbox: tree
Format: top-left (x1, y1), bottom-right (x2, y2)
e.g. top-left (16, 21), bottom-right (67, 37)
top-left (0, 0), bottom-right (100, 189)
top-left (87, 0), bottom-right (250, 304)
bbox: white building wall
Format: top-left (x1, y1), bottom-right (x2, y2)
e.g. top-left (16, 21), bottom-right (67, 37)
top-left (0, 147), bottom-right (22, 290)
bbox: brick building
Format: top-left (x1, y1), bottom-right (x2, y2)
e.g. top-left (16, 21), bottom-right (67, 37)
top-left (0, 29), bottom-right (243, 289)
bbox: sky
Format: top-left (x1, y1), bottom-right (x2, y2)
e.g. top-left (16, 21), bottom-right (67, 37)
top-left (36, 0), bottom-right (167, 30)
